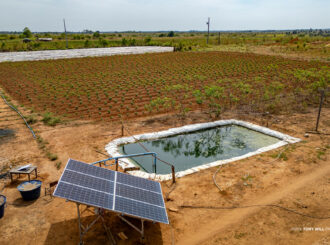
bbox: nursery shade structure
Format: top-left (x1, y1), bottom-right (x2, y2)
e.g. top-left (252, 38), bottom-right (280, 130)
top-left (54, 159), bottom-right (169, 224)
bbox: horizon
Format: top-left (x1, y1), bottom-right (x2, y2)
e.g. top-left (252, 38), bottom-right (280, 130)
top-left (1, 28), bottom-right (329, 34)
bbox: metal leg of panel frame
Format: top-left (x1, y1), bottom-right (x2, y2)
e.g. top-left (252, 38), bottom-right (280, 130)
top-left (76, 203), bottom-right (83, 245)
top-left (118, 215), bottom-right (145, 238)
top-left (100, 215), bottom-right (116, 245)
top-left (76, 205), bottom-right (107, 245)
top-left (141, 219), bottom-right (145, 239)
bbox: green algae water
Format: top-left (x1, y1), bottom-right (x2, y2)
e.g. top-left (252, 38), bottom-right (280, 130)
top-left (120, 125), bottom-right (280, 174)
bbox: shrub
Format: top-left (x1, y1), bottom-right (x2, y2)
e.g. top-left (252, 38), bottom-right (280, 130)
top-left (93, 31), bottom-right (100, 38)
top-left (42, 112), bottom-right (61, 126)
top-left (26, 115), bottom-right (38, 124)
top-left (22, 27), bottom-right (32, 38)
top-left (46, 152), bottom-right (58, 161)
top-left (167, 31), bottom-right (175, 37)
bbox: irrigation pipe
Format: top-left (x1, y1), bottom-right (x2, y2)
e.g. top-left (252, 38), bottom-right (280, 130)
top-left (0, 91), bottom-right (36, 138)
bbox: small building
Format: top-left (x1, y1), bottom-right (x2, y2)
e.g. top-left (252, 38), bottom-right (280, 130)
top-left (38, 38), bottom-right (52, 42)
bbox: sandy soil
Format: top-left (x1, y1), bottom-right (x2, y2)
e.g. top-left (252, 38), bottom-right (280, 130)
top-left (0, 94), bottom-right (329, 244)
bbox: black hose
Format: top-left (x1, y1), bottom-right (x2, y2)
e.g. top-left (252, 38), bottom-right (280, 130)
top-left (0, 91), bottom-right (36, 138)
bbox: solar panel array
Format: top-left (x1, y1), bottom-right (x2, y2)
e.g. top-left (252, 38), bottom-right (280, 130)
top-left (53, 159), bottom-right (169, 224)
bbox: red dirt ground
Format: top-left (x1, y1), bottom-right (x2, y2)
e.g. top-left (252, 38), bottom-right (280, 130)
top-left (0, 96), bottom-right (329, 244)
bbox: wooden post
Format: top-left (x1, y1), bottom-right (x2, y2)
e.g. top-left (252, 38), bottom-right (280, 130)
top-left (315, 88), bottom-right (329, 131)
top-left (171, 166), bottom-right (176, 183)
top-left (115, 159), bottom-right (118, 171)
top-left (121, 123), bottom-right (124, 136)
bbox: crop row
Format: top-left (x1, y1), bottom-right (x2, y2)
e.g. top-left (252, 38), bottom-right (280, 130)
top-left (0, 51), bottom-right (328, 121)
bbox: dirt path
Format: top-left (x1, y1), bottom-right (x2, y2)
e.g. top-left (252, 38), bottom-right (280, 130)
top-left (178, 161), bottom-right (330, 245)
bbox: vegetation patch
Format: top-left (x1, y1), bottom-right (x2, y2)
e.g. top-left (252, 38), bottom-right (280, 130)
top-left (0, 52), bottom-right (328, 121)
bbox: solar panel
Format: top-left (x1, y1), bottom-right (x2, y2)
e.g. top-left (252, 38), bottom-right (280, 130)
top-left (54, 159), bottom-right (169, 224)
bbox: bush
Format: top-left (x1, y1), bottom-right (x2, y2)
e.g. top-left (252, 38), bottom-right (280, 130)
top-left (167, 31), bottom-right (175, 37)
top-left (46, 152), bottom-right (58, 161)
top-left (22, 27), bottom-right (32, 38)
top-left (26, 114), bottom-right (38, 124)
top-left (42, 112), bottom-right (61, 126)
top-left (55, 161), bottom-right (62, 169)
top-left (93, 31), bottom-right (100, 38)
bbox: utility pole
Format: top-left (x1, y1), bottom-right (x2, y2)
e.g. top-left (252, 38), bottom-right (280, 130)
top-left (63, 19), bottom-right (68, 49)
top-left (206, 17), bottom-right (210, 44)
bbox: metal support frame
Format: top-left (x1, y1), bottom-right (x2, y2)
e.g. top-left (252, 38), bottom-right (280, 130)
top-left (117, 215), bottom-right (145, 239)
top-left (76, 203), bottom-right (116, 245)
top-left (91, 152), bottom-right (158, 173)
top-left (91, 152), bottom-right (176, 183)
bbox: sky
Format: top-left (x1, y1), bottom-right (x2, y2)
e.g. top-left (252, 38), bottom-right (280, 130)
top-left (0, 0), bottom-right (329, 32)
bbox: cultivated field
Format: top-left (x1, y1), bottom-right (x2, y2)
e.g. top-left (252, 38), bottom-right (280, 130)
top-left (0, 46), bottom-right (329, 245)
top-left (0, 52), bottom-right (328, 122)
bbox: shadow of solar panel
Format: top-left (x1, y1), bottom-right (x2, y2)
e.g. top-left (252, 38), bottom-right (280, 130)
top-left (115, 196), bottom-right (168, 224)
top-left (61, 170), bottom-right (114, 193)
top-left (116, 171), bottom-right (161, 192)
top-left (54, 182), bottom-right (113, 210)
top-left (116, 183), bottom-right (164, 206)
top-left (67, 159), bottom-right (115, 180)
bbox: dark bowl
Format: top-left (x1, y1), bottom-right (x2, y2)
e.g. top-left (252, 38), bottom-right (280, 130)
top-left (17, 180), bottom-right (42, 201)
top-left (0, 194), bottom-right (6, 219)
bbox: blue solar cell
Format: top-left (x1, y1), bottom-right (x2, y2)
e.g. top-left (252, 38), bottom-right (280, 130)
top-left (54, 182), bottom-right (113, 210)
top-left (116, 171), bottom-right (161, 193)
top-left (61, 170), bottom-right (114, 194)
top-left (54, 159), bottom-right (169, 224)
top-left (116, 183), bottom-right (164, 206)
top-left (115, 196), bottom-right (168, 224)
top-left (66, 159), bottom-right (115, 180)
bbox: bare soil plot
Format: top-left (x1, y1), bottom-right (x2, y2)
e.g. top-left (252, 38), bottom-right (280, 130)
top-left (0, 105), bottom-right (329, 245)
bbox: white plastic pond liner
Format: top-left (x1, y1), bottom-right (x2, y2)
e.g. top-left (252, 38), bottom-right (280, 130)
top-left (105, 119), bottom-right (301, 181)
top-left (0, 46), bottom-right (174, 62)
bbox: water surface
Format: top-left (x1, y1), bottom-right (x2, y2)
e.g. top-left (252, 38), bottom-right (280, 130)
top-left (120, 125), bottom-right (280, 174)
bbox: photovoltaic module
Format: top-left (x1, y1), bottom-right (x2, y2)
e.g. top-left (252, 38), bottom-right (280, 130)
top-left (53, 159), bottom-right (169, 224)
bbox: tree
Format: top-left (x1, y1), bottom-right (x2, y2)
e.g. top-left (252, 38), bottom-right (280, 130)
top-left (22, 27), bottom-right (32, 38)
top-left (167, 31), bottom-right (175, 37)
top-left (93, 31), bottom-right (100, 38)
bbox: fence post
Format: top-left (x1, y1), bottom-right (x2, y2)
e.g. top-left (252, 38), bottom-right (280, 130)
top-left (315, 88), bottom-right (327, 132)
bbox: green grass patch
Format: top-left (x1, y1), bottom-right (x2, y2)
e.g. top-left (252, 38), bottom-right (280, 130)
top-left (42, 112), bottom-right (61, 126)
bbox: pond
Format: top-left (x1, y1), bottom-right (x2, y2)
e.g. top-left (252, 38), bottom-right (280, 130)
top-left (119, 125), bottom-right (281, 174)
